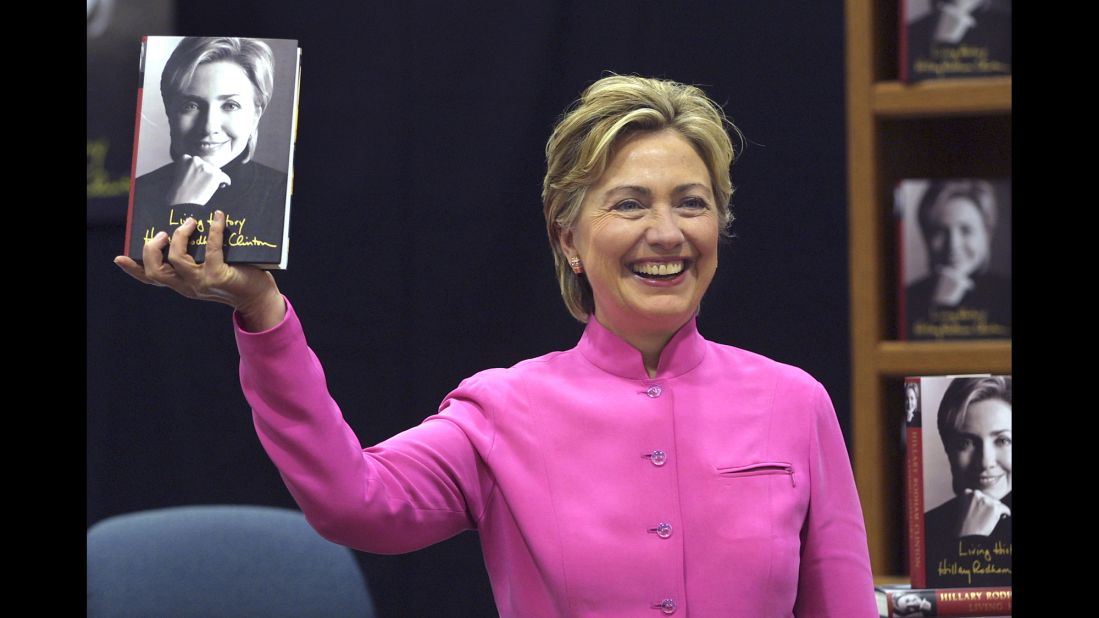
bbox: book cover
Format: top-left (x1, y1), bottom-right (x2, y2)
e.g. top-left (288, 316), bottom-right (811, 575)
top-left (904, 375), bottom-right (1012, 589)
top-left (876, 584), bottom-right (1011, 617)
top-left (899, 0), bottom-right (1011, 83)
top-left (124, 36), bottom-right (302, 269)
top-left (895, 178), bottom-right (1011, 341)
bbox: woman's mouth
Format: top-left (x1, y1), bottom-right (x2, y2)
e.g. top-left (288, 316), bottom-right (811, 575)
top-left (192, 141), bottom-right (228, 154)
top-left (976, 473), bottom-right (1004, 489)
top-left (631, 260), bottom-right (688, 280)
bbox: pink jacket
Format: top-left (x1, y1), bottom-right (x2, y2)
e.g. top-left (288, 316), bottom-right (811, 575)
top-left (236, 298), bottom-right (877, 617)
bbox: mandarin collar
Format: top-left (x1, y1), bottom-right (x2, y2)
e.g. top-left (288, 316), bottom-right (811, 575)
top-left (577, 316), bottom-right (707, 380)
top-left (220, 148), bottom-right (249, 178)
top-left (218, 150), bottom-right (255, 194)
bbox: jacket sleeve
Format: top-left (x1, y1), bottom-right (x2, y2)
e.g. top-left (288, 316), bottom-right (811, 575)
top-left (234, 297), bottom-right (496, 554)
top-left (793, 383), bottom-right (879, 617)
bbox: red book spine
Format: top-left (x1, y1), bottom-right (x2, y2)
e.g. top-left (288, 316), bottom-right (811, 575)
top-left (896, 186), bottom-right (908, 340)
top-left (123, 36), bottom-right (147, 258)
top-left (905, 377), bottom-right (926, 587)
top-left (885, 586), bottom-right (1011, 617)
top-left (899, 0), bottom-right (910, 82)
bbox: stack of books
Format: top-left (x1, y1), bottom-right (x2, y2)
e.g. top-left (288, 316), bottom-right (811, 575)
top-left (876, 584), bottom-right (1011, 618)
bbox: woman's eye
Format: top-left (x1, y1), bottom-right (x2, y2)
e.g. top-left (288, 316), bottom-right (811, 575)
top-left (613, 200), bottom-right (644, 212)
top-left (180, 101), bottom-right (199, 112)
top-left (222, 100), bottom-right (242, 111)
top-left (955, 437), bottom-right (975, 451)
top-left (681, 197), bottom-right (708, 210)
top-left (995, 435), bottom-right (1011, 447)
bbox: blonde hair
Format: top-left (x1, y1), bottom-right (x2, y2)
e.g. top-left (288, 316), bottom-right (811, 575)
top-left (543, 74), bottom-right (740, 322)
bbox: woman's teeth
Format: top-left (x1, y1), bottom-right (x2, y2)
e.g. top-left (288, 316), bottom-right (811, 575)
top-left (633, 261), bottom-right (685, 278)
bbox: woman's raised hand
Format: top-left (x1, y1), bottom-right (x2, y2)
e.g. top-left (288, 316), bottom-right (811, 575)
top-left (167, 154), bottom-right (232, 206)
top-left (955, 488), bottom-right (1011, 537)
top-left (931, 265), bottom-right (975, 306)
top-left (113, 210), bottom-right (286, 332)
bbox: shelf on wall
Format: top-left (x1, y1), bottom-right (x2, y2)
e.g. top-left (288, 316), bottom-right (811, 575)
top-left (872, 77), bottom-right (1011, 117)
top-left (874, 341), bottom-right (1012, 375)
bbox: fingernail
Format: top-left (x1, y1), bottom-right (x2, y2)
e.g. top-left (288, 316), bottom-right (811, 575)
top-left (185, 217), bottom-right (195, 225)
top-left (156, 231), bottom-right (168, 241)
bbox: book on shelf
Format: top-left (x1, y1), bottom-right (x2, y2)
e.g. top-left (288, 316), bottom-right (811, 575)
top-left (904, 375), bottom-right (1011, 590)
top-left (895, 178), bottom-right (1011, 341)
top-left (124, 35), bottom-right (302, 269)
top-left (899, 0), bottom-right (1011, 83)
top-left (876, 584), bottom-right (1011, 617)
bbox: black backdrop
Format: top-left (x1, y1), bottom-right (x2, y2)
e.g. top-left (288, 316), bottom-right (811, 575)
top-left (87, 2), bottom-right (849, 615)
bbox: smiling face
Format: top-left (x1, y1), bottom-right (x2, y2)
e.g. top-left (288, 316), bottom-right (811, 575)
top-left (926, 195), bottom-right (991, 277)
top-left (168, 60), bottom-right (261, 168)
top-left (559, 129), bottom-right (719, 342)
top-left (905, 385), bottom-right (919, 419)
top-left (895, 593), bottom-right (929, 613)
top-left (948, 398), bottom-right (1012, 499)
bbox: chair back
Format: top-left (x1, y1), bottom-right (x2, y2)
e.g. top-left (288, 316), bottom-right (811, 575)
top-left (87, 504), bottom-right (376, 617)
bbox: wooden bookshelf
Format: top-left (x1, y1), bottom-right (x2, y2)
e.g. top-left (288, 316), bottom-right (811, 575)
top-left (873, 77), bottom-right (1012, 116)
top-left (875, 341), bottom-right (1011, 375)
top-left (845, 0), bottom-right (1012, 577)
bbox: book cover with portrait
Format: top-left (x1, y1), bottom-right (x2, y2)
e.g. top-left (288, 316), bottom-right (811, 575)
top-left (904, 375), bottom-right (1011, 589)
top-left (124, 35), bottom-right (302, 269)
top-left (899, 0), bottom-right (1011, 82)
top-left (895, 178), bottom-right (1011, 341)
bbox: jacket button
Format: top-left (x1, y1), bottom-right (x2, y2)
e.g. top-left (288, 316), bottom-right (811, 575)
top-left (648, 522), bottom-right (673, 539)
top-left (646, 450), bottom-right (667, 466)
top-left (652, 598), bottom-right (676, 614)
top-left (646, 385), bottom-right (662, 398)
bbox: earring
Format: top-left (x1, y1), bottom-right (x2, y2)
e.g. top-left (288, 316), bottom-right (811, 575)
top-left (568, 256), bottom-right (583, 274)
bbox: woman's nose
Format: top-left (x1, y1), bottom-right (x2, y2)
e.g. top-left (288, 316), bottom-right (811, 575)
top-left (203, 109), bottom-right (222, 135)
top-left (979, 442), bottom-right (996, 469)
top-left (645, 208), bottom-right (685, 249)
top-left (947, 228), bottom-right (965, 254)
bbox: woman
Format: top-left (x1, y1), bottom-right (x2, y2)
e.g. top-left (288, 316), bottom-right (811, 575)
top-left (923, 376), bottom-right (1012, 587)
top-left (905, 382), bottom-right (921, 425)
top-left (128, 36), bottom-right (289, 263)
top-left (904, 179), bottom-right (1011, 338)
top-left (892, 591), bottom-right (934, 617)
top-left (115, 75), bottom-right (876, 616)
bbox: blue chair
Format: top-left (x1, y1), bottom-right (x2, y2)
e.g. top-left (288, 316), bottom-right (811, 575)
top-left (87, 504), bottom-right (376, 617)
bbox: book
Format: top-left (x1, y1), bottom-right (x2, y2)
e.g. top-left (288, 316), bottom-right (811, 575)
top-left (895, 178), bottom-right (1011, 341)
top-left (904, 375), bottom-right (1012, 589)
top-left (876, 584), bottom-right (1011, 617)
top-left (124, 36), bottom-right (302, 269)
top-left (899, 0), bottom-right (1011, 83)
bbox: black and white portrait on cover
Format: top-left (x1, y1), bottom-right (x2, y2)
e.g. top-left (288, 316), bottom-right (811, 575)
top-left (905, 381), bottom-right (921, 427)
top-left (891, 590), bottom-right (936, 617)
top-left (898, 178), bottom-right (1011, 340)
top-left (920, 376), bottom-right (1011, 588)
